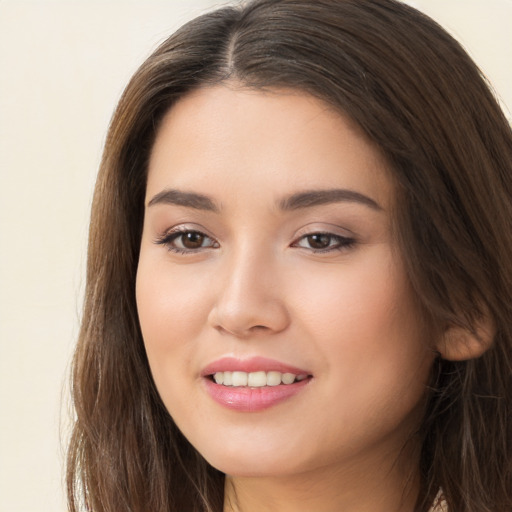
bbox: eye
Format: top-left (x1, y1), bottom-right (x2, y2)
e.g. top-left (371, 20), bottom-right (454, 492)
top-left (293, 232), bottom-right (355, 252)
top-left (156, 229), bottom-right (219, 254)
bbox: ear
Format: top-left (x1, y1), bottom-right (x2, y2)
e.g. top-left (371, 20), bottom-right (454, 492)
top-left (436, 314), bottom-right (495, 361)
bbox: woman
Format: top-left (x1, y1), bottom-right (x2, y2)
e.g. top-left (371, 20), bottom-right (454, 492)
top-left (67, 0), bottom-right (512, 510)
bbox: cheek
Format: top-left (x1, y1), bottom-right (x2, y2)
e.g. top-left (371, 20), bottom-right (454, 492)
top-left (291, 258), bottom-right (432, 454)
top-left (135, 258), bottom-right (212, 381)
top-left (294, 249), bottom-right (416, 340)
top-left (135, 260), bottom-right (213, 431)
top-left (292, 249), bottom-right (431, 396)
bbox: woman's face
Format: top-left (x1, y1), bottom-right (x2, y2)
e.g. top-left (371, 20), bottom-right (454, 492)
top-left (136, 85), bottom-right (435, 478)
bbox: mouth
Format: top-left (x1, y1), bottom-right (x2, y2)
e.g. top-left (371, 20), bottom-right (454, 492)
top-left (201, 357), bottom-right (313, 412)
top-left (208, 370), bottom-right (310, 387)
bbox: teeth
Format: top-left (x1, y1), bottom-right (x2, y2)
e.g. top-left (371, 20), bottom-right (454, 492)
top-left (211, 371), bottom-right (308, 387)
top-left (248, 371), bottom-right (267, 387)
top-left (281, 372), bottom-right (295, 385)
top-left (232, 371), bottom-right (248, 387)
top-left (266, 371), bottom-right (281, 387)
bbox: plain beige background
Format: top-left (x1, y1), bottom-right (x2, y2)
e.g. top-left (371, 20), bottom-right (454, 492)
top-left (0, 1), bottom-right (510, 511)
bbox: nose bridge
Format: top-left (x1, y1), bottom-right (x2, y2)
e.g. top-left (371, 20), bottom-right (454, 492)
top-left (209, 237), bottom-right (289, 337)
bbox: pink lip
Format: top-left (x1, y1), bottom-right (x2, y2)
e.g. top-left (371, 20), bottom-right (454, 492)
top-left (201, 356), bottom-right (310, 376)
top-left (201, 357), bottom-right (312, 412)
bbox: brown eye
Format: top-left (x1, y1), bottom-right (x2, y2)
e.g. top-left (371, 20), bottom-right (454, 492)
top-left (306, 234), bottom-right (332, 249)
top-left (180, 231), bottom-right (206, 249)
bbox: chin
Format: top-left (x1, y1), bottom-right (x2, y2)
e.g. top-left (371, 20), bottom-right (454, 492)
top-left (199, 443), bottom-right (305, 478)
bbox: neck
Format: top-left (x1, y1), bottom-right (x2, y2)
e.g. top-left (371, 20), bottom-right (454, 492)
top-left (223, 440), bottom-right (422, 512)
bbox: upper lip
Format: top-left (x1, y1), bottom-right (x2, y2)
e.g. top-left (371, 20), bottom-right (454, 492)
top-left (201, 356), bottom-right (311, 377)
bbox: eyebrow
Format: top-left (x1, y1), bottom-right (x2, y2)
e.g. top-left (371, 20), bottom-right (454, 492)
top-left (148, 189), bottom-right (220, 212)
top-left (147, 187), bottom-right (382, 212)
top-left (278, 189), bottom-right (382, 211)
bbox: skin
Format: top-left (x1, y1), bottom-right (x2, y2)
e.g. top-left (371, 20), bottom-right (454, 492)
top-left (136, 85), bottom-right (436, 512)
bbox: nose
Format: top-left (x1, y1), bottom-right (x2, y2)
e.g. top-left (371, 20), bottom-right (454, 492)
top-left (207, 248), bottom-right (290, 338)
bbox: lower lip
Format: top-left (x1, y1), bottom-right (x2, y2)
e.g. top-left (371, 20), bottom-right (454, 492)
top-left (203, 377), bottom-right (311, 412)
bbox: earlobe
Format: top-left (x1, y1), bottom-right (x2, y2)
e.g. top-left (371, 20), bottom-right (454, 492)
top-left (436, 315), bottom-right (495, 361)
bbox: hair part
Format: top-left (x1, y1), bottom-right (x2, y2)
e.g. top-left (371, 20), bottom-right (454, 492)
top-left (68, 1), bottom-right (512, 510)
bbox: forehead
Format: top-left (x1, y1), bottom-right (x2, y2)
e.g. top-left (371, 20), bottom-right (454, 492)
top-left (147, 85), bottom-right (393, 210)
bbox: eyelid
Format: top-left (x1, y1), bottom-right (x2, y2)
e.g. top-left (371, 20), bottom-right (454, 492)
top-left (292, 222), bottom-right (356, 240)
top-left (156, 223), bottom-right (216, 240)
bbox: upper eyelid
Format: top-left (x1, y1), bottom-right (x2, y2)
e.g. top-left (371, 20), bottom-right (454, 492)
top-left (292, 222), bottom-right (356, 239)
top-left (158, 223), bottom-right (217, 239)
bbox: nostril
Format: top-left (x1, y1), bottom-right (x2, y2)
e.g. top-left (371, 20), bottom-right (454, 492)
top-left (208, 296), bottom-right (290, 337)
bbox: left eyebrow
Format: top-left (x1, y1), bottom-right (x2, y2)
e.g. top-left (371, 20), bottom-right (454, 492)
top-left (147, 189), bottom-right (220, 212)
top-left (278, 189), bottom-right (383, 211)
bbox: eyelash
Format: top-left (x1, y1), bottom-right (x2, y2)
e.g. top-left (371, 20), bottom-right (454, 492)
top-left (155, 229), bottom-right (356, 254)
top-left (291, 232), bottom-right (356, 253)
top-left (155, 229), bottom-right (219, 254)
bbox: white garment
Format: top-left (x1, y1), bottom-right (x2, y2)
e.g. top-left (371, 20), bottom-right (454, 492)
top-left (428, 490), bottom-right (448, 512)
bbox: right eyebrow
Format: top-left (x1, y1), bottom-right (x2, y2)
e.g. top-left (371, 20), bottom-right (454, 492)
top-left (147, 189), bottom-right (220, 212)
top-left (278, 188), bottom-right (383, 212)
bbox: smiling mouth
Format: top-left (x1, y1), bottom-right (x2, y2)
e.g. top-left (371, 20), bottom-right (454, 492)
top-left (209, 370), bottom-right (310, 387)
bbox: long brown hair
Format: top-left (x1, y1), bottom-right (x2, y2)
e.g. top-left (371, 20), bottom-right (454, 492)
top-left (67, 1), bottom-right (512, 510)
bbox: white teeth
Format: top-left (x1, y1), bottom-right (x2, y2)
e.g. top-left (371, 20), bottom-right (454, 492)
top-left (266, 371), bottom-right (282, 387)
top-left (211, 370), bottom-right (308, 387)
top-left (247, 371), bottom-right (267, 387)
top-left (232, 371), bottom-right (248, 387)
top-left (281, 372), bottom-right (295, 385)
